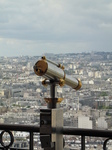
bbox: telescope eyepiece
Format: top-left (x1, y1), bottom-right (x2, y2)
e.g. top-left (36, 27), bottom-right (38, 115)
top-left (34, 59), bottom-right (48, 76)
top-left (34, 66), bottom-right (42, 74)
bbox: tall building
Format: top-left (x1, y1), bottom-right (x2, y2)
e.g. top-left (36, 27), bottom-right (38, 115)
top-left (78, 116), bottom-right (92, 129)
top-left (97, 117), bottom-right (108, 129)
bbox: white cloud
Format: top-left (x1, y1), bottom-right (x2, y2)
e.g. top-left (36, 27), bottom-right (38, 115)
top-left (0, 0), bottom-right (112, 56)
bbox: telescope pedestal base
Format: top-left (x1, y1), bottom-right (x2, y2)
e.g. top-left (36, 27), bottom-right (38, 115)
top-left (52, 109), bottom-right (63, 150)
top-left (40, 108), bottom-right (63, 150)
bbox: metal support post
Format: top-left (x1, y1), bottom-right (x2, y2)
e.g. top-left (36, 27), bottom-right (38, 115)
top-left (81, 135), bottom-right (85, 150)
top-left (30, 132), bottom-right (33, 150)
top-left (47, 84), bottom-right (59, 109)
top-left (40, 82), bottom-right (63, 150)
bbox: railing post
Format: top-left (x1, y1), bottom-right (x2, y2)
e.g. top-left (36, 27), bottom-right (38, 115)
top-left (81, 136), bottom-right (85, 150)
top-left (29, 132), bottom-right (33, 150)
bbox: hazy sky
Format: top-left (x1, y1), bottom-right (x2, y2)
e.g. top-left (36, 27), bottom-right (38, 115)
top-left (0, 0), bottom-right (112, 56)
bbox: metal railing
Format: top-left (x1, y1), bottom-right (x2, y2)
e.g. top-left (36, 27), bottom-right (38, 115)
top-left (0, 124), bottom-right (112, 150)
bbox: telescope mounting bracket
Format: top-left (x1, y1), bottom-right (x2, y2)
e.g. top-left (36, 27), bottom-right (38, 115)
top-left (43, 79), bottom-right (63, 109)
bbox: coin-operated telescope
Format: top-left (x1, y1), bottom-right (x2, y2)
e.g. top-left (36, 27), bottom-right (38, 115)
top-left (34, 56), bottom-right (81, 107)
top-left (33, 56), bottom-right (82, 150)
top-left (34, 56), bottom-right (81, 90)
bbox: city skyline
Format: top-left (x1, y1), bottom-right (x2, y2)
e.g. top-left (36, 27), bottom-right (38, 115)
top-left (0, 0), bottom-right (112, 56)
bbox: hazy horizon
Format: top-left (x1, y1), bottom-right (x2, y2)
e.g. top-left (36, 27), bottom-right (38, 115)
top-left (0, 51), bottom-right (112, 57)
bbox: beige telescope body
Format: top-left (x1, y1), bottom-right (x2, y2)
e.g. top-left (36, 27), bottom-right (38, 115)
top-left (34, 56), bottom-right (81, 90)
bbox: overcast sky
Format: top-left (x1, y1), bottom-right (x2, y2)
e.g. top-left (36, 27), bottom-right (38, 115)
top-left (0, 0), bottom-right (112, 56)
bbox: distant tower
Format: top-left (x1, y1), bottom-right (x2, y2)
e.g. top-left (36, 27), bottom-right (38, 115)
top-left (27, 62), bottom-right (31, 70)
top-left (77, 97), bottom-right (79, 111)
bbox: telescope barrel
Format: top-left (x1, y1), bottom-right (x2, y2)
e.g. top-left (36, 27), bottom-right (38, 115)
top-left (65, 74), bottom-right (81, 90)
top-left (34, 57), bottom-right (81, 90)
top-left (42, 56), bottom-right (59, 67)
